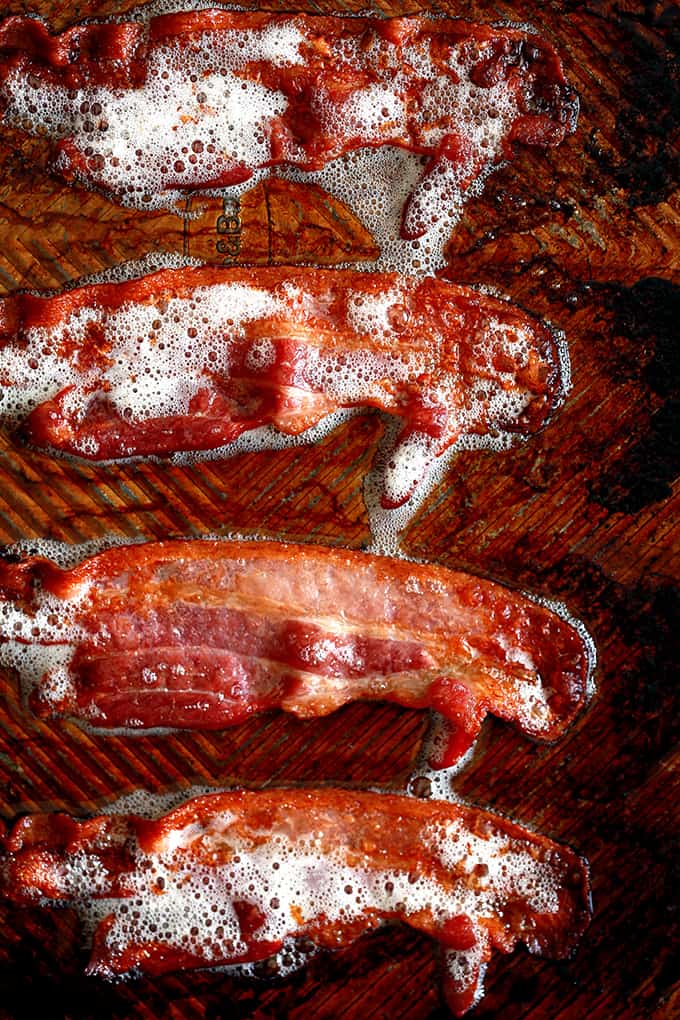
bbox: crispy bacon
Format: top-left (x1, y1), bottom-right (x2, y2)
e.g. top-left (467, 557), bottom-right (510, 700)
top-left (0, 265), bottom-right (565, 508)
top-left (0, 787), bottom-right (591, 1015)
top-left (0, 540), bottom-right (592, 766)
top-left (0, 10), bottom-right (578, 233)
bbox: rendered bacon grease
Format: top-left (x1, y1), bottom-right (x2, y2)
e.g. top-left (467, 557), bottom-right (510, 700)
top-left (0, 539), bottom-right (592, 765)
top-left (0, 265), bottom-right (566, 511)
top-left (0, 788), bottom-right (591, 1015)
top-left (0, 8), bottom-right (578, 270)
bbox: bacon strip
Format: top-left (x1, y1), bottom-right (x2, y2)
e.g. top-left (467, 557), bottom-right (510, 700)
top-left (0, 265), bottom-right (565, 508)
top-left (0, 10), bottom-right (578, 233)
top-left (0, 540), bottom-right (592, 766)
top-left (0, 787), bottom-right (591, 1015)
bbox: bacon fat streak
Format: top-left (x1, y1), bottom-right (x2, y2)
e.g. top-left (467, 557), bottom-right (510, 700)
top-left (0, 266), bottom-right (565, 508)
top-left (0, 540), bottom-right (591, 765)
top-left (0, 10), bottom-right (578, 233)
top-left (0, 788), bottom-right (591, 1015)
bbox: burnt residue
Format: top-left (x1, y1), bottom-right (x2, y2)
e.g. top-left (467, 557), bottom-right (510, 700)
top-left (623, 278), bottom-right (680, 399)
top-left (493, 554), bottom-right (678, 1017)
top-left (561, 557), bottom-right (678, 792)
top-left (588, 277), bottom-right (679, 514)
top-left (585, 5), bottom-right (680, 207)
top-left (496, 550), bottom-right (679, 793)
top-left (583, 827), bottom-right (678, 1017)
top-left (0, 909), bottom-right (104, 1020)
top-left (589, 399), bottom-right (678, 513)
top-left (651, 860), bottom-right (680, 1004)
top-left (607, 582), bottom-right (679, 764)
top-left (588, 276), bottom-right (679, 396)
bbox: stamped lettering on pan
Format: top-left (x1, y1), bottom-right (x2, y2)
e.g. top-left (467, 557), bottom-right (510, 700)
top-left (215, 196), bottom-right (241, 265)
top-left (0, 9), bottom-right (579, 272)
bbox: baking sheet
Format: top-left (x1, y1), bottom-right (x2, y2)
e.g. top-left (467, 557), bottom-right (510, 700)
top-left (0, 1), bottom-right (678, 1018)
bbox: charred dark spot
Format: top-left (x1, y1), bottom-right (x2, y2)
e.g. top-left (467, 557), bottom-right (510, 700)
top-left (613, 278), bottom-right (680, 399)
top-left (586, 8), bottom-right (680, 206)
top-left (466, 545), bottom-right (678, 797)
top-left (589, 400), bottom-right (678, 513)
top-left (470, 37), bottom-right (550, 89)
top-left (0, 923), bottom-right (135, 1019)
top-left (588, 278), bottom-right (679, 514)
top-left (549, 196), bottom-right (575, 215)
top-left (515, 554), bottom-right (680, 810)
top-left (608, 582), bottom-right (678, 734)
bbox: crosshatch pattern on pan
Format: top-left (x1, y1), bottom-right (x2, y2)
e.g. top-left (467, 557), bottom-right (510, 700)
top-left (0, 1), bottom-right (678, 1018)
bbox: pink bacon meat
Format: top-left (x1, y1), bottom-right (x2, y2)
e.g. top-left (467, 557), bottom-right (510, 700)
top-left (0, 540), bottom-right (592, 767)
top-left (0, 266), bottom-right (565, 509)
top-left (0, 10), bottom-right (578, 234)
top-left (0, 788), bottom-right (591, 1015)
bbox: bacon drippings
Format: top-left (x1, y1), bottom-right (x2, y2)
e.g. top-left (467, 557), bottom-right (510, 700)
top-left (0, 540), bottom-right (592, 766)
top-left (0, 10), bottom-right (578, 233)
top-left (0, 788), bottom-right (591, 1015)
top-left (0, 266), bottom-right (564, 508)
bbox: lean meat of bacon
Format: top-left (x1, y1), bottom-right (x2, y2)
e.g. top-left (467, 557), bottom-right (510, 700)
top-left (0, 9), bottom-right (578, 233)
top-left (0, 540), bottom-right (592, 766)
top-left (0, 265), bottom-right (565, 508)
top-left (0, 787), bottom-right (591, 1015)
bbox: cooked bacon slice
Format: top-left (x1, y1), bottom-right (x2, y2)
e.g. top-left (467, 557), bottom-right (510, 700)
top-left (0, 540), bottom-right (592, 766)
top-left (0, 265), bottom-right (565, 508)
top-left (0, 787), bottom-right (591, 1015)
top-left (0, 10), bottom-right (578, 233)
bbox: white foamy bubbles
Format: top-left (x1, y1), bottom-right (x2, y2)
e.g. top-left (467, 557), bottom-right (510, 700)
top-left (27, 792), bottom-right (568, 992)
top-left (0, 281), bottom-right (282, 444)
top-left (0, 11), bottom-right (565, 269)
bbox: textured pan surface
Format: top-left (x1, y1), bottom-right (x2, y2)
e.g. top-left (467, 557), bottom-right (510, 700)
top-left (0, 2), bottom-right (678, 1019)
